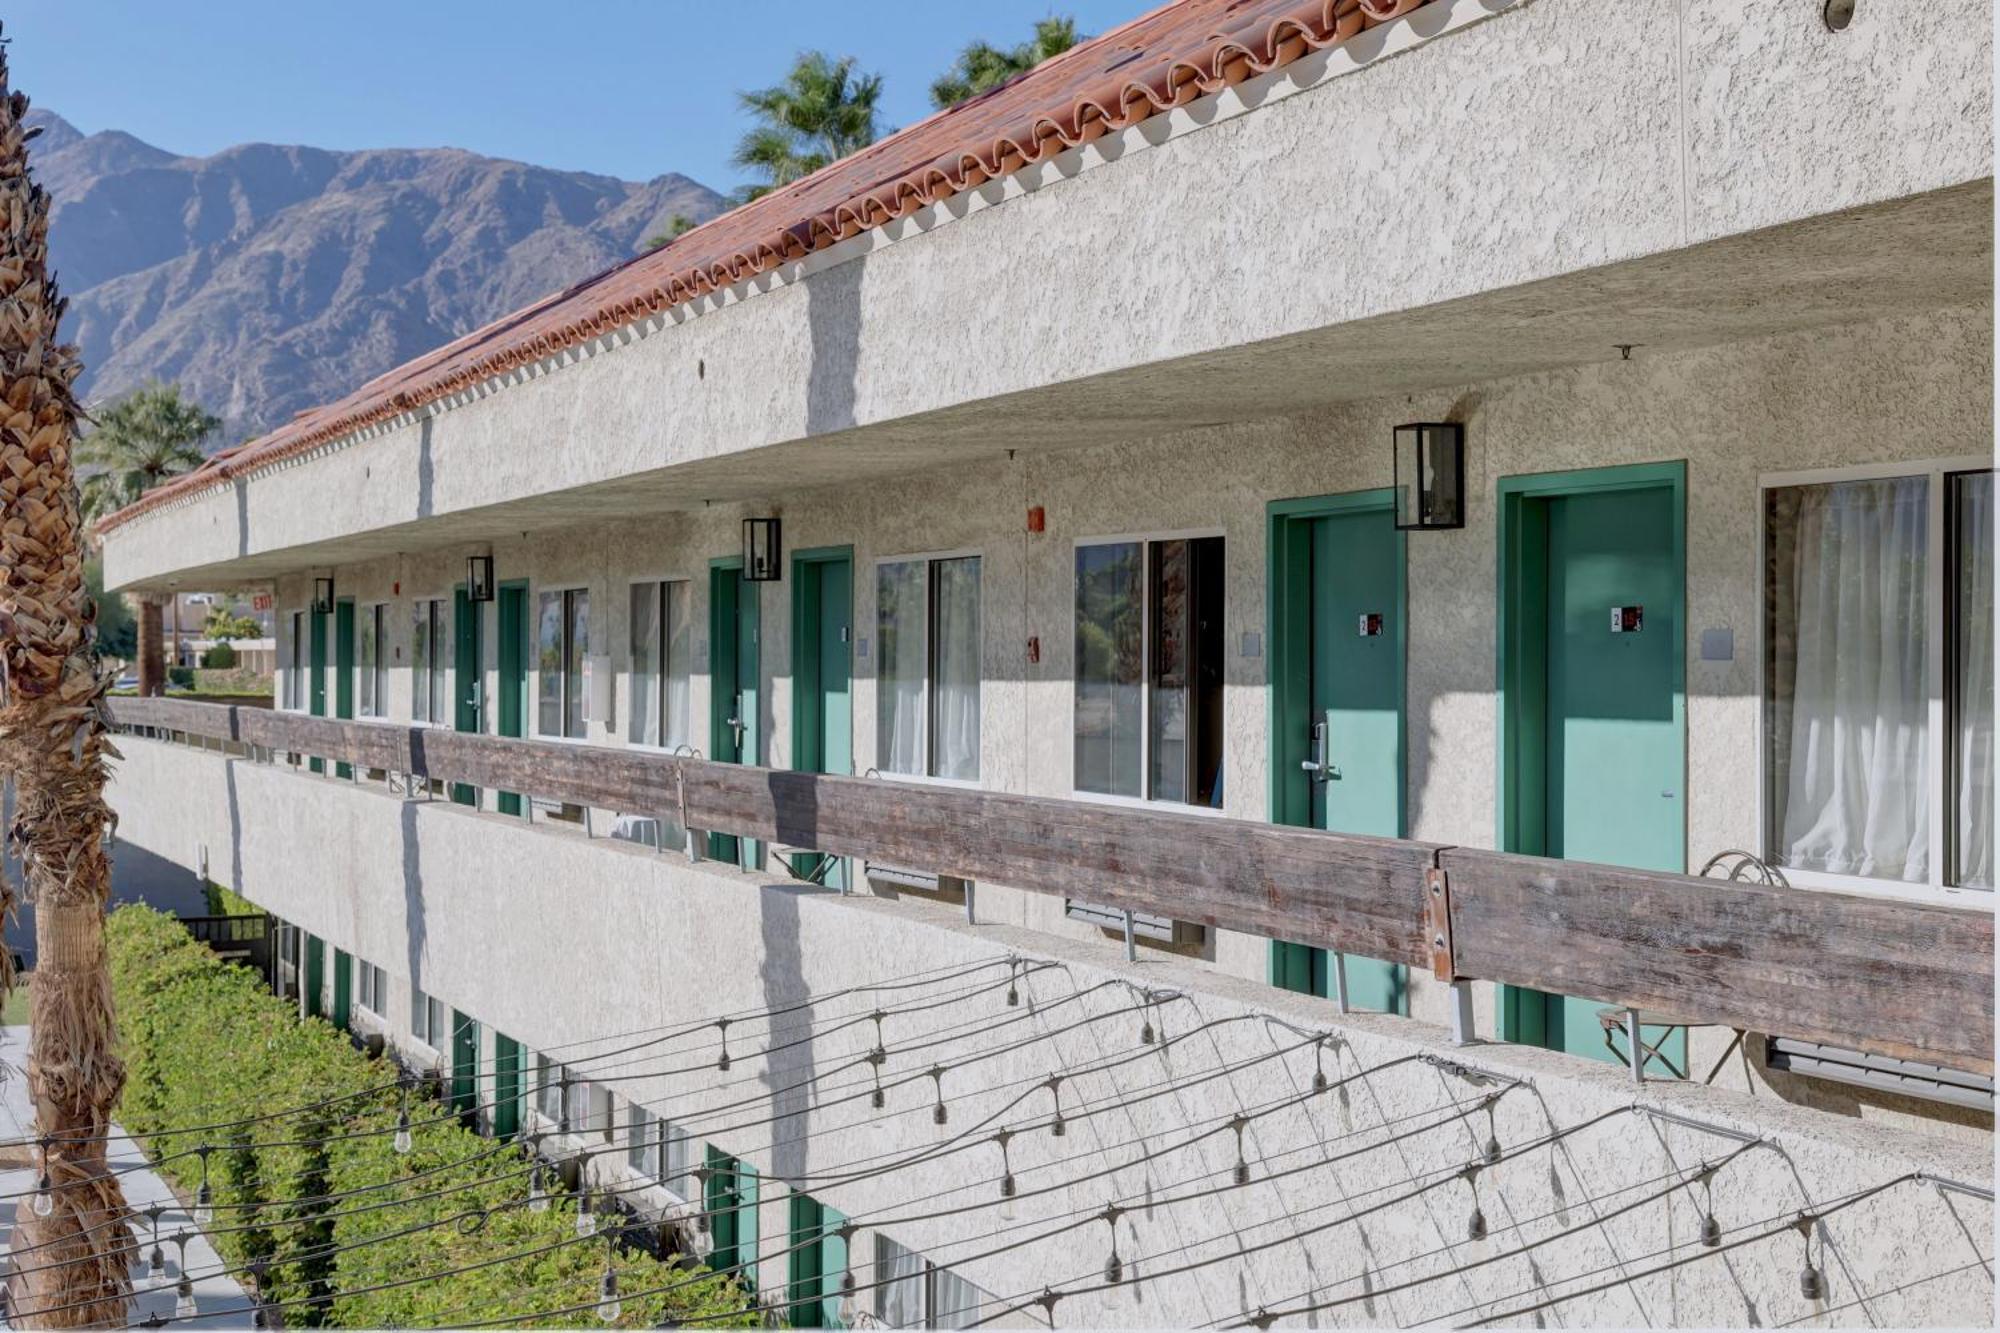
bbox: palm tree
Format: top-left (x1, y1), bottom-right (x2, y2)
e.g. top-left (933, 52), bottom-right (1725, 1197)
top-left (76, 380), bottom-right (219, 525)
top-left (643, 213), bottom-right (697, 251)
top-left (732, 52), bottom-right (884, 202)
top-left (931, 16), bottom-right (1086, 109)
top-left (0, 38), bottom-right (135, 1328)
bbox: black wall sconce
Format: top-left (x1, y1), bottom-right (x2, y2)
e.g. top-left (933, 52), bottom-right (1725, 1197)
top-left (743, 517), bottom-right (782, 582)
top-left (1393, 422), bottom-right (1465, 531)
top-left (311, 576), bottom-right (335, 614)
top-left (466, 554), bottom-right (495, 603)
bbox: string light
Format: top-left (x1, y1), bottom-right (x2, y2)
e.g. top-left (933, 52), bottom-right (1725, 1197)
top-left (395, 1086), bottom-right (414, 1155)
top-left (575, 1188), bottom-right (597, 1239)
top-left (597, 1233), bottom-right (622, 1324)
top-left (143, 1200), bottom-right (166, 1283)
top-left (174, 1273), bottom-right (197, 1320)
top-left (558, 1075), bottom-right (573, 1136)
top-left (194, 1145), bottom-right (215, 1226)
top-left (836, 1223), bottom-right (861, 1325)
top-left (528, 1162), bottom-right (550, 1213)
top-left (31, 1137), bottom-right (52, 1217)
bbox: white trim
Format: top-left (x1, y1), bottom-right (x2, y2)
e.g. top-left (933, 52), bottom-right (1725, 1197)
top-left (100, 0), bottom-right (1518, 539)
top-left (1753, 455), bottom-right (1994, 904)
top-left (1069, 530), bottom-right (1229, 809)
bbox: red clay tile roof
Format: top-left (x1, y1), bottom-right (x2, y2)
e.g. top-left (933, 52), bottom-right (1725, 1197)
top-left (94, 0), bottom-right (1432, 534)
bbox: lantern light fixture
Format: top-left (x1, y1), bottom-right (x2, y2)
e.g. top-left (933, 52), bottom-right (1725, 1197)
top-left (311, 576), bottom-right (336, 614)
top-left (1392, 422), bottom-right (1465, 531)
top-left (743, 517), bottom-right (782, 582)
top-left (467, 554), bottom-right (495, 603)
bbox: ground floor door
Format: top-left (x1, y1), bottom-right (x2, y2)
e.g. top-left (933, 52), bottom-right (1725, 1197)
top-left (333, 600), bottom-right (355, 779)
top-left (1499, 463), bottom-right (1685, 1073)
top-left (709, 562), bottom-right (761, 868)
top-left (496, 581), bottom-right (528, 817)
top-left (788, 1192), bottom-right (848, 1329)
top-left (303, 934), bottom-right (324, 1019)
top-left (331, 948), bottom-right (352, 1029)
top-left (451, 1009), bottom-right (479, 1127)
top-left (791, 549), bottom-right (852, 889)
top-left (452, 586), bottom-right (482, 807)
top-left (706, 1146), bottom-right (758, 1290)
top-left (491, 1033), bottom-right (521, 1140)
top-left (1268, 492), bottom-right (1407, 1012)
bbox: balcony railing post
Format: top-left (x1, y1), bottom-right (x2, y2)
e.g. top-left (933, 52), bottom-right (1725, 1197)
top-left (1331, 953), bottom-right (1350, 1015)
top-left (1447, 981), bottom-right (1475, 1047)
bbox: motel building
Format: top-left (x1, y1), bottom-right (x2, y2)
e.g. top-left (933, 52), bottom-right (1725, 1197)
top-left (91, 0), bottom-right (1992, 1327)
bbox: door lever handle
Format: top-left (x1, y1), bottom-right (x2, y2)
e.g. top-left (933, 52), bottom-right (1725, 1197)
top-left (1301, 718), bottom-right (1341, 782)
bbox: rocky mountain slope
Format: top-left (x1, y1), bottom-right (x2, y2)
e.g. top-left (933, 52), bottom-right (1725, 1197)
top-left (31, 109), bottom-right (725, 442)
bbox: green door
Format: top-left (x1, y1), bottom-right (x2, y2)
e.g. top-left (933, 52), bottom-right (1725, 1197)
top-left (791, 551), bottom-right (852, 889)
top-left (492, 1033), bottom-right (522, 1141)
top-left (709, 563), bottom-right (761, 868)
top-left (452, 586), bottom-right (482, 807)
top-left (706, 1147), bottom-right (758, 1290)
top-left (1268, 494), bottom-right (1407, 1013)
top-left (308, 607), bottom-right (329, 774)
top-left (496, 582), bottom-right (528, 817)
top-left (303, 934), bottom-right (324, 1019)
top-left (1500, 465), bottom-right (1685, 1073)
top-left (333, 600), bottom-right (355, 780)
top-left (788, 1193), bottom-right (847, 1329)
top-left (451, 1010), bottom-right (479, 1128)
top-left (331, 948), bottom-right (352, 1030)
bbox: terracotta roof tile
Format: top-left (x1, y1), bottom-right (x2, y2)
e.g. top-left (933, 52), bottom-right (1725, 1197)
top-left (95, 0), bottom-right (1431, 533)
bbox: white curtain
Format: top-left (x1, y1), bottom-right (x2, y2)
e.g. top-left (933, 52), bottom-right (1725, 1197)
top-left (1955, 472), bottom-right (1994, 888)
top-left (1773, 477), bottom-right (1930, 882)
top-left (877, 561), bottom-right (928, 775)
top-left (932, 557), bottom-right (981, 780)
top-left (874, 1237), bottom-right (925, 1329)
top-left (629, 583), bottom-right (661, 746)
top-left (664, 581), bottom-right (693, 751)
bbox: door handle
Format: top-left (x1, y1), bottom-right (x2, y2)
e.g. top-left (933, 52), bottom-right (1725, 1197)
top-left (1301, 718), bottom-right (1340, 782)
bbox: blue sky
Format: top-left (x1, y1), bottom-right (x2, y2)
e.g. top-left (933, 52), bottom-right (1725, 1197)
top-left (8, 2), bottom-right (1147, 192)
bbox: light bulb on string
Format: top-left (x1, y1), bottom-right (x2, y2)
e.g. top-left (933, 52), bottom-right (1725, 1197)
top-left (146, 1244), bottom-right (165, 1282)
top-left (395, 1086), bottom-right (414, 1154)
top-left (576, 1189), bottom-right (597, 1238)
top-left (528, 1162), bottom-right (550, 1213)
top-left (174, 1274), bottom-right (197, 1320)
top-left (193, 1182), bottom-right (214, 1229)
top-left (31, 1169), bottom-right (53, 1217)
top-left (558, 1076), bottom-right (573, 1136)
top-left (837, 1269), bottom-right (858, 1327)
top-left (597, 1265), bottom-right (622, 1323)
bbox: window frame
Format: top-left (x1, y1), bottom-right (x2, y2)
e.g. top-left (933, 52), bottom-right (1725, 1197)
top-left (410, 596), bottom-right (450, 727)
top-left (1069, 528), bottom-right (1229, 813)
top-left (286, 610), bottom-right (307, 711)
top-left (1757, 455), bottom-right (1994, 906)
top-left (534, 583), bottom-right (592, 742)
top-left (872, 547), bottom-right (985, 787)
top-left (624, 574), bottom-right (696, 752)
top-left (357, 602), bottom-right (389, 719)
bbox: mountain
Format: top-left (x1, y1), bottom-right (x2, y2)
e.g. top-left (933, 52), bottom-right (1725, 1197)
top-left (28, 109), bottom-right (727, 442)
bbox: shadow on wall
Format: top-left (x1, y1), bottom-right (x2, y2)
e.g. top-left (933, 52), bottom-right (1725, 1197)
top-left (757, 883), bottom-right (815, 1187)
top-left (805, 256), bottom-right (864, 438)
top-left (5, 839), bottom-right (210, 967)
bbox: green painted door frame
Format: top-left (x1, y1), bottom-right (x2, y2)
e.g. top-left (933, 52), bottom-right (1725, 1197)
top-left (452, 585), bottom-right (482, 807)
top-left (492, 1033), bottom-right (522, 1141)
top-left (496, 580), bottom-right (529, 817)
top-left (709, 559), bottom-right (761, 868)
top-left (331, 948), bottom-right (352, 1029)
top-left (788, 1192), bottom-right (847, 1329)
top-left (1265, 489), bottom-right (1409, 1014)
top-left (790, 546), bottom-right (853, 889)
top-left (451, 1010), bottom-right (479, 1127)
top-left (1496, 460), bottom-right (1687, 1070)
top-left (308, 606), bottom-right (329, 774)
top-left (303, 934), bottom-right (324, 1019)
top-left (705, 1146), bottom-right (758, 1291)
top-left (333, 599), bottom-right (356, 780)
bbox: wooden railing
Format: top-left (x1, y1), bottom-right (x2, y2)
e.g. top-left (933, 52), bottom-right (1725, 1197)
top-left (106, 696), bottom-right (1995, 1076)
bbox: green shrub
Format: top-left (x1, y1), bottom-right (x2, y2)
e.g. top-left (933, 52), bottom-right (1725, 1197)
top-left (201, 640), bottom-right (239, 669)
top-left (167, 665), bottom-right (195, 689)
top-left (200, 882), bottom-right (259, 918)
top-left (108, 906), bottom-right (753, 1327)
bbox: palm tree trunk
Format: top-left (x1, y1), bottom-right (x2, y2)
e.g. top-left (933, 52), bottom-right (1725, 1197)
top-left (0, 41), bottom-right (133, 1329)
top-left (135, 596), bottom-right (164, 696)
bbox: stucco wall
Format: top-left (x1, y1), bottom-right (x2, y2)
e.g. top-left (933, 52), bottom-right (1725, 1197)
top-left (98, 0), bottom-right (1992, 590)
top-left (107, 737), bottom-right (1993, 1327)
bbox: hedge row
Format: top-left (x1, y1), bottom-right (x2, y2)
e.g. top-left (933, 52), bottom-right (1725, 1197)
top-left (109, 906), bottom-right (753, 1327)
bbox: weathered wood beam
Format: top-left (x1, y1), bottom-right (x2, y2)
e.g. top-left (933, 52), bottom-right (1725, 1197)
top-left (105, 697), bottom-right (1995, 1074)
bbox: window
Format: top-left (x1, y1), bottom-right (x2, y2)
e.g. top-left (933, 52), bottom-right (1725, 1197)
top-left (1764, 464), bottom-right (1993, 894)
top-left (628, 1105), bottom-right (660, 1178)
top-left (1074, 536), bottom-right (1224, 804)
top-left (412, 599), bottom-right (449, 724)
top-left (877, 555), bottom-right (981, 780)
top-left (662, 1121), bottom-right (694, 1199)
top-left (286, 611), bottom-right (306, 710)
top-left (356, 961), bottom-right (388, 1015)
top-left (590, 1084), bottom-right (615, 1142)
top-left (534, 1055), bottom-right (563, 1122)
top-left (358, 604), bottom-right (387, 718)
top-left (411, 986), bottom-right (447, 1049)
top-left (538, 588), bottom-right (590, 738)
top-left (874, 1235), bottom-right (995, 1330)
top-left (564, 1074), bottom-right (593, 1136)
top-left (629, 581), bottom-right (693, 748)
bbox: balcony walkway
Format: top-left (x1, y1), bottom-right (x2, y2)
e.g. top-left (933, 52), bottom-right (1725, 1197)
top-left (0, 1026), bottom-right (247, 1327)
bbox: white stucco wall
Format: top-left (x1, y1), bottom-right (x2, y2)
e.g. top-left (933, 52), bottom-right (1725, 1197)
top-left (98, 0), bottom-right (1992, 591)
top-left (108, 737), bottom-right (1993, 1327)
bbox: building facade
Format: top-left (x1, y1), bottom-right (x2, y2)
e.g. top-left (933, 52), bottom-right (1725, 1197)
top-left (94, 0), bottom-right (1994, 1326)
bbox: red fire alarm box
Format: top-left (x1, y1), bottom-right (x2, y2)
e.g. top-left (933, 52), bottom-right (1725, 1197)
top-left (1027, 506), bottom-right (1045, 533)
top-left (1027, 635), bottom-right (1041, 664)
